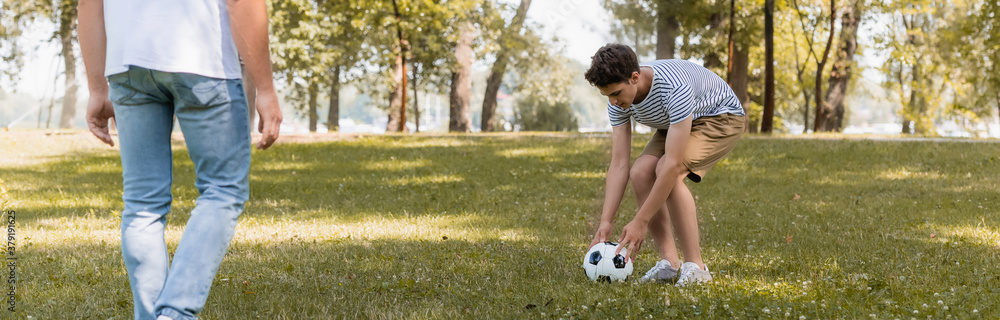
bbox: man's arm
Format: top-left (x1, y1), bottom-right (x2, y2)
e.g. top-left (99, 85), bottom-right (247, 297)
top-left (227, 0), bottom-right (281, 150)
top-left (78, 0), bottom-right (115, 146)
top-left (590, 122), bottom-right (632, 249)
top-left (617, 115), bottom-right (692, 260)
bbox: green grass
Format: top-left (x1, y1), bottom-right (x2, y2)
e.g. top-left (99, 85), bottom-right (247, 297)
top-left (2, 131), bottom-right (999, 319)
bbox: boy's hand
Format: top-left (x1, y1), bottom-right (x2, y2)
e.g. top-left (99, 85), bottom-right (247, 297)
top-left (589, 221), bottom-right (613, 249)
top-left (616, 218), bottom-right (648, 262)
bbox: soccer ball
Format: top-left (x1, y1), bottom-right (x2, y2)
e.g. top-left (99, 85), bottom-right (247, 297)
top-left (582, 241), bottom-right (634, 282)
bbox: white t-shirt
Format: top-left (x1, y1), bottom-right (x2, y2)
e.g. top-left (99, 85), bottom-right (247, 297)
top-left (104, 0), bottom-right (242, 79)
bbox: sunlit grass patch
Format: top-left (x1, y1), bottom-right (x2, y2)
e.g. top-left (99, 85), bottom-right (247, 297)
top-left (235, 213), bottom-right (537, 244)
top-left (361, 158), bottom-right (432, 171)
top-left (879, 166), bottom-right (946, 180)
top-left (554, 171), bottom-right (604, 179)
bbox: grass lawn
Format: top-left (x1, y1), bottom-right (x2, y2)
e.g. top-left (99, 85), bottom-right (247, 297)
top-left (2, 131), bottom-right (999, 319)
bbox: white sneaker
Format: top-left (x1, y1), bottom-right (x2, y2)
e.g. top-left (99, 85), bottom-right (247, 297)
top-left (639, 259), bottom-right (680, 283)
top-left (676, 262), bottom-right (712, 286)
top-left (156, 316), bottom-right (173, 320)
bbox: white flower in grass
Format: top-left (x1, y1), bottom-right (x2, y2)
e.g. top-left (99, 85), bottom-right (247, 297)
top-left (937, 300), bottom-right (943, 305)
top-left (763, 308), bottom-right (770, 314)
top-left (922, 304), bottom-right (928, 309)
top-left (799, 316), bottom-right (806, 320)
top-left (943, 306), bottom-right (949, 311)
top-left (973, 309), bottom-right (978, 313)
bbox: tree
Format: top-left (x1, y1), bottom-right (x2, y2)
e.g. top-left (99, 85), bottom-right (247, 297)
top-left (655, 0), bottom-right (680, 59)
top-left (818, 0), bottom-right (861, 132)
top-left (947, 0), bottom-right (1000, 133)
top-left (726, 0), bottom-right (758, 132)
top-left (352, 0), bottom-right (478, 133)
top-left (761, 0), bottom-right (775, 133)
top-left (480, 0), bottom-right (531, 132)
top-left (788, 0), bottom-right (830, 132)
top-left (812, 0), bottom-right (836, 133)
top-left (448, 22), bottom-right (474, 132)
top-left (603, 0), bottom-right (657, 58)
top-left (1, 0), bottom-right (80, 129)
top-left (387, 0), bottom-right (409, 133)
top-left (405, 4), bottom-right (462, 132)
top-left (513, 57), bottom-right (578, 131)
top-left (270, 0), bottom-right (370, 133)
top-left (874, 0), bottom-right (951, 135)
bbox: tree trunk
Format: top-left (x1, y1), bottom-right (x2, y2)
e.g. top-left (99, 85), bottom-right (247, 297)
top-left (449, 23), bottom-right (474, 133)
top-left (821, 0), bottom-right (859, 132)
top-left (327, 66), bottom-right (340, 132)
top-left (727, 0), bottom-right (735, 76)
top-left (790, 17), bottom-right (811, 134)
top-left (802, 91), bottom-right (812, 133)
top-left (47, 96), bottom-right (55, 128)
top-left (726, 0), bottom-right (753, 132)
top-left (412, 62), bottom-right (419, 133)
top-left (813, 0), bottom-right (837, 133)
top-left (761, 0), bottom-right (775, 133)
top-left (656, 1), bottom-right (679, 59)
top-left (912, 62), bottom-right (932, 135)
top-left (308, 82), bottom-right (318, 132)
top-left (481, 60), bottom-right (505, 132)
top-left (728, 46), bottom-right (751, 132)
top-left (482, 0), bottom-right (531, 132)
top-left (58, 5), bottom-right (78, 129)
top-left (37, 99), bottom-right (43, 128)
top-left (386, 55), bottom-right (408, 133)
top-left (389, 0), bottom-right (408, 132)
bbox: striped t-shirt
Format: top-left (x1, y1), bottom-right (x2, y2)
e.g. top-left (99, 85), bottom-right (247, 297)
top-left (608, 59), bottom-right (744, 129)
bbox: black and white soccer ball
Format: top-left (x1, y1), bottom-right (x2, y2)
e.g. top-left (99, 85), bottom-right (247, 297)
top-left (582, 241), bottom-right (634, 282)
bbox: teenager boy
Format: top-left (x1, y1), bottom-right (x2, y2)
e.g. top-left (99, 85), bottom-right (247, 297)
top-left (585, 44), bottom-right (745, 286)
top-left (79, 0), bottom-right (282, 318)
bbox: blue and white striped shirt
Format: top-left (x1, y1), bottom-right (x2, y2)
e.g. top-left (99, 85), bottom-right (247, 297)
top-left (608, 59), bottom-right (745, 129)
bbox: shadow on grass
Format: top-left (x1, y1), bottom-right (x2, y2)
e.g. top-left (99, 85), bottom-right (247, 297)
top-left (6, 136), bottom-right (1000, 318)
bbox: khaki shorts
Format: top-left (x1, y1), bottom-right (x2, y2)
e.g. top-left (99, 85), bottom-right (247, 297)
top-left (640, 113), bottom-right (745, 183)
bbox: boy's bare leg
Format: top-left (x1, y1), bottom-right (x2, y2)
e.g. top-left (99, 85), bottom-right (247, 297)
top-left (666, 174), bottom-right (703, 268)
top-left (630, 155), bottom-right (681, 267)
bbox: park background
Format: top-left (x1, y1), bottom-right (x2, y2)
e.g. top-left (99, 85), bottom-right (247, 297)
top-left (3, 0), bottom-right (1000, 137)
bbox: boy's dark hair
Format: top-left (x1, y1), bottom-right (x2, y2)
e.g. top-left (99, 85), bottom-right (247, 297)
top-left (584, 44), bottom-right (640, 87)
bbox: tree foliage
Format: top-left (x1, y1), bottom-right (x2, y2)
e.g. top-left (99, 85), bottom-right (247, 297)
top-left (513, 57), bottom-right (579, 132)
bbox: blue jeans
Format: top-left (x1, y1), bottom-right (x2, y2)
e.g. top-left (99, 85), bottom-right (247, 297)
top-left (109, 66), bottom-right (251, 320)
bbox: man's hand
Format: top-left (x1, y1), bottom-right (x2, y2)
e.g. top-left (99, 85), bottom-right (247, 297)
top-left (616, 218), bottom-right (648, 262)
top-left (589, 221), bottom-right (614, 250)
top-left (86, 93), bottom-right (115, 146)
top-left (254, 90), bottom-right (282, 150)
